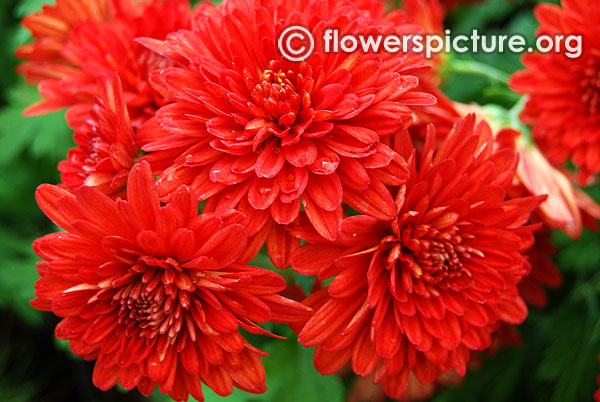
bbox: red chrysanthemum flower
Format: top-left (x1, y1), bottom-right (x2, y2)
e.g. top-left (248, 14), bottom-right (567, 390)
top-left (290, 115), bottom-right (543, 399)
top-left (137, 0), bottom-right (435, 249)
top-left (58, 73), bottom-right (138, 196)
top-left (32, 161), bottom-right (311, 401)
top-left (510, 0), bottom-right (600, 185)
top-left (17, 0), bottom-right (191, 127)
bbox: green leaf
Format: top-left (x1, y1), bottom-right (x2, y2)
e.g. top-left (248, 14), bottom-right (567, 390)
top-left (260, 337), bottom-right (345, 402)
top-left (553, 230), bottom-right (600, 274)
top-left (0, 227), bottom-right (42, 325)
top-left (14, 0), bottom-right (54, 17)
top-left (450, 0), bottom-right (520, 34)
top-left (0, 82), bottom-right (71, 166)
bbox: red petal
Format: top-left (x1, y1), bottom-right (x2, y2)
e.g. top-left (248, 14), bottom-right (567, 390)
top-left (197, 224), bottom-right (248, 267)
top-left (35, 184), bottom-right (79, 231)
top-left (248, 176), bottom-right (279, 210)
top-left (352, 330), bottom-right (379, 375)
top-left (302, 194), bottom-right (342, 241)
top-left (284, 137), bottom-right (317, 167)
top-left (306, 173), bottom-right (343, 212)
top-left (314, 347), bottom-right (352, 375)
top-left (270, 197), bottom-right (301, 225)
top-left (290, 244), bottom-right (342, 276)
top-left (343, 176), bottom-right (396, 220)
top-left (92, 362), bottom-right (120, 391)
top-left (127, 162), bottom-right (160, 229)
top-left (256, 141), bottom-right (285, 178)
top-left (266, 224), bottom-right (300, 269)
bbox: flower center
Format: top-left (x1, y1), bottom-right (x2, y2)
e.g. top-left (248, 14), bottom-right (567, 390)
top-left (251, 63), bottom-right (301, 126)
top-left (386, 223), bottom-right (480, 285)
top-left (112, 256), bottom-right (193, 340)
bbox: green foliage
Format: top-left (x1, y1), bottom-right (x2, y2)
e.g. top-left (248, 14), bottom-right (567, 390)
top-left (14, 0), bottom-right (51, 16)
top-left (432, 347), bottom-right (528, 402)
top-left (535, 299), bottom-right (599, 402)
top-left (0, 84), bottom-right (71, 164)
top-left (0, 228), bottom-right (42, 325)
top-left (260, 336), bottom-right (344, 402)
top-left (554, 230), bottom-right (600, 273)
top-left (450, 0), bottom-right (517, 36)
top-left (443, 0), bottom-right (538, 108)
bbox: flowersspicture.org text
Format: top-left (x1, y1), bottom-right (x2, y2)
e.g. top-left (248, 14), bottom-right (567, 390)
top-left (278, 25), bottom-right (583, 62)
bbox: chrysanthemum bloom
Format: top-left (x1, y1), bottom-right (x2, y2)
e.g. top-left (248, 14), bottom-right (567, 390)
top-left (290, 115), bottom-right (543, 398)
top-left (137, 0), bottom-right (435, 249)
top-left (17, 0), bottom-right (191, 127)
top-left (32, 161), bottom-right (311, 401)
top-left (510, 0), bottom-right (600, 185)
top-left (58, 74), bottom-right (138, 196)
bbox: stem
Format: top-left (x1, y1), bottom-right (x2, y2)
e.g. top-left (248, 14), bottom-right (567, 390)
top-left (508, 95), bottom-right (533, 145)
top-left (444, 58), bottom-right (511, 85)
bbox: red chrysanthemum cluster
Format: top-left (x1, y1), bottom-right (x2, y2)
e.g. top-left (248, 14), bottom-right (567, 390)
top-left (510, 0), bottom-right (600, 185)
top-left (290, 115), bottom-right (543, 398)
top-left (33, 161), bottom-right (310, 400)
top-left (17, 0), bottom-right (600, 401)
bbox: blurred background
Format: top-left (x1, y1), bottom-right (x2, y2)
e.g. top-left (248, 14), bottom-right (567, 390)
top-left (0, 0), bottom-right (598, 401)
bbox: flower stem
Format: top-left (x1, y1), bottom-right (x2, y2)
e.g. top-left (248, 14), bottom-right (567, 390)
top-left (444, 58), bottom-right (511, 85)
